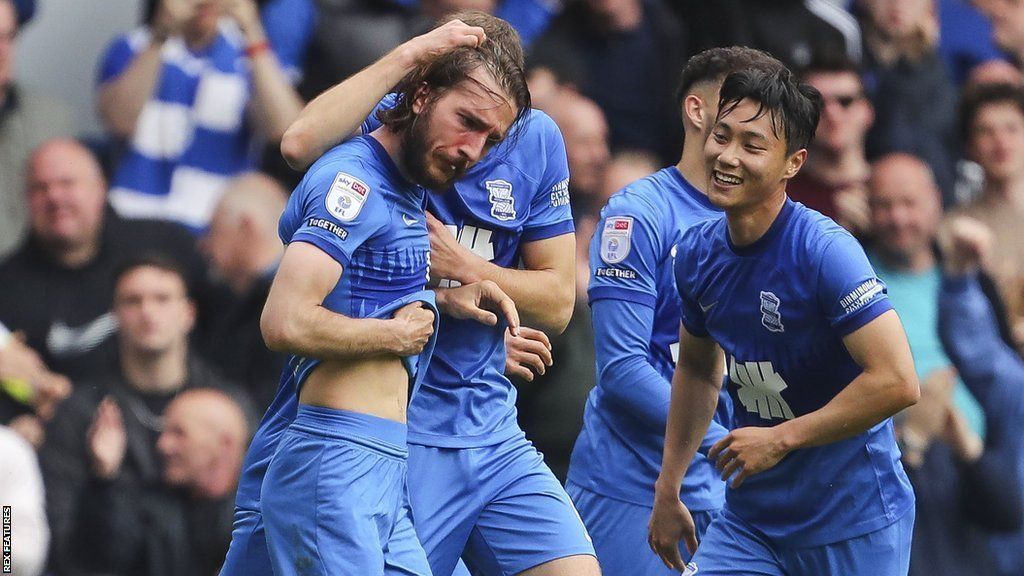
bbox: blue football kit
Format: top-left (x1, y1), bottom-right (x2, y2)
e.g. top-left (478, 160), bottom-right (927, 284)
top-left (565, 167), bottom-right (730, 574)
top-left (674, 199), bottom-right (915, 576)
top-left (220, 135), bottom-right (439, 576)
top-left (364, 96), bottom-right (594, 575)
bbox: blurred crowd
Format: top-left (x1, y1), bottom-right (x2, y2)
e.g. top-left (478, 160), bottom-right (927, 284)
top-left (2, 0), bottom-right (1024, 575)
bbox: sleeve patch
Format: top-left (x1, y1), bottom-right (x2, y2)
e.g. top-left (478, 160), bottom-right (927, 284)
top-left (549, 178), bottom-right (570, 207)
top-left (595, 266), bottom-right (637, 279)
top-left (325, 172), bottom-right (371, 222)
top-left (306, 217), bottom-right (348, 240)
top-left (600, 217), bottom-right (634, 264)
top-left (839, 278), bottom-right (884, 315)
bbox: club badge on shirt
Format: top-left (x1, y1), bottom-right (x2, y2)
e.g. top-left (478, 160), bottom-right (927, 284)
top-left (486, 179), bottom-right (516, 221)
top-left (600, 216), bottom-right (633, 264)
top-left (326, 172), bottom-right (370, 222)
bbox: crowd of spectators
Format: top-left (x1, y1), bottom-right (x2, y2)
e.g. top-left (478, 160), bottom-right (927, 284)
top-left (3, 1), bottom-right (1024, 575)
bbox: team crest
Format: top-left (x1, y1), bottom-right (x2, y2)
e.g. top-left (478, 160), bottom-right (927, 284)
top-left (486, 179), bottom-right (516, 221)
top-left (600, 217), bottom-right (633, 264)
top-left (325, 172), bottom-right (370, 222)
top-left (760, 291), bottom-right (785, 333)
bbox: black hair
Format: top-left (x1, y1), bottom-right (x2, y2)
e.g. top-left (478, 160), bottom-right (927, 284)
top-left (958, 82), bottom-right (1024, 145)
top-left (716, 68), bottom-right (823, 155)
top-left (113, 254), bottom-right (191, 299)
top-left (675, 46), bottom-right (786, 107)
top-left (797, 51), bottom-right (863, 81)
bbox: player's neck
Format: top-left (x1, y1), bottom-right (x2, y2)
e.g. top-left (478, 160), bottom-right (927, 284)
top-left (369, 127), bottom-right (414, 183)
top-left (675, 137), bottom-right (708, 194)
top-left (805, 146), bottom-right (869, 186)
top-left (725, 191), bottom-right (787, 247)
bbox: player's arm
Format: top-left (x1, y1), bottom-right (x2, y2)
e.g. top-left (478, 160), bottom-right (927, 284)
top-left (431, 215), bottom-right (575, 333)
top-left (280, 20), bottom-right (486, 170)
top-left (260, 242), bottom-right (432, 359)
top-left (649, 325), bottom-right (724, 570)
top-left (593, 298), bottom-right (729, 449)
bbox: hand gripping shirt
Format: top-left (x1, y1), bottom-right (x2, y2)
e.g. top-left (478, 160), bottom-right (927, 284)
top-left (673, 199), bottom-right (914, 546)
top-left (235, 135), bottom-right (437, 511)
top-left (365, 96), bottom-right (575, 447)
top-left (567, 167), bottom-right (728, 511)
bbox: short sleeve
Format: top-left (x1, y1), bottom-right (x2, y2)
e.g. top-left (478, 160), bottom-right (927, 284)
top-left (97, 34), bottom-right (140, 85)
top-left (286, 161), bottom-right (388, 267)
top-left (673, 230), bottom-right (709, 338)
top-left (521, 112), bottom-right (574, 242)
top-left (360, 93), bottom-right (400, 135)
top-left (587, 193), bottom-right (661, 309)
top-left (816, 233), bottom-right (893, 336)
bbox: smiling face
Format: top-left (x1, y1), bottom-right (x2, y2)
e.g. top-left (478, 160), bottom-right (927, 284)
top-left (704, 98), bottom-right (806, 213)
top-left (403, 66), bottom-right (517, 189)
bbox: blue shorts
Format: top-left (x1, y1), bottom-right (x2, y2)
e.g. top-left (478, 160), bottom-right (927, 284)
top-left (260, 405), bottom-right (432, 576)
top-left (687, 506), bottom-right (914, 576)
top-left (565, 482), bottom-right (718, 576)
top-left (408, 432), bottom-right (595, 576)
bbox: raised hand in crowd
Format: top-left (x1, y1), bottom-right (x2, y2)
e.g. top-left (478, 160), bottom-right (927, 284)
top-left (87, 397), bottom-right (127, 481)
top-left (939, 216), bottom-right (994, 277)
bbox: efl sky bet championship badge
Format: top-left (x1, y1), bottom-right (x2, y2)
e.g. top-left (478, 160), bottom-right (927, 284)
top-left (600, 216), bottom-right (633, 264)
top-left (326, 172), bottom-right (370, 222)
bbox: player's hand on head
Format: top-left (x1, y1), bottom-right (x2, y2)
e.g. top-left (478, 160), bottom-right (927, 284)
top-left (648, 490), bottom-right (697, 571)
top-left (88, 397), bottom-right (128, 480)
top-left (709, 426), bottom-right (789, 489)
top-left (504, 327), bottom-right (553, 382)
top-left (437, 280), bottom-right (520, 334)
top-left (404, 19), bottom-right (486, 68)
top-left (938, 216), bottom-right (994, 276)
top-left (390, 303), bottom-right (436, 356)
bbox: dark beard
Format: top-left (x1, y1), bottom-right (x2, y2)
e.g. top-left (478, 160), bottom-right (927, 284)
top-left (400, 108), bottom-right (467, 189)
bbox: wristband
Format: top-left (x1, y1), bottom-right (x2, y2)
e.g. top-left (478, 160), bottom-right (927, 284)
top-left (246, 40), bottom-right (271, 59)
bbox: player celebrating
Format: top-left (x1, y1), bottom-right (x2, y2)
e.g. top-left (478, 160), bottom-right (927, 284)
top-left (221, 16), bottom-right (528, 576)
top-left (648, 68), bottom-right (919, 575)
top-left (565, 47), bottom-right (785, 576)
top-left (280, 12), bottom-right (597, 576)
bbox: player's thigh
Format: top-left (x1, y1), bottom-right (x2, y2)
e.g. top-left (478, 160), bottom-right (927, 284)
top-left (687, 508), bottom-right (785, 576)
top-left (407, 444), bottom-right (481, 576)
top-left (219, 508), bottom-right (272, 576)
top-left (567, 482), bottom-right (680, 576)
top-left (263, 430), bottom-right (403, 575)
top-left (384, 496), bottom-right (434, 576)
top-left (782, 508), bottom-right (914, 576)
top-left (462, 437), bottom-right (596, 576)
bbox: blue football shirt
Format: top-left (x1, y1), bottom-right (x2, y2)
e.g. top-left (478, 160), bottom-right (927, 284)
top-left (674, 199), bottom-right (915, 546)
top-left (365, 96), bottom-right (576, 447)
top-left (567, 167), bottom-right (727, 511)
top-left (235, 135), bottom-right (432, 510)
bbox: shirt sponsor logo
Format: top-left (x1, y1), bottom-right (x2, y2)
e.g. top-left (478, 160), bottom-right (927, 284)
top-left (486, 179), bottom-right (516, 221)
top-left (839, 278), bottom-right (884, 315)
top-left (730, 357), bottom-right (794, 420)
top-left (600, 216), bottom-right (633, 264)
top-left (325, 172), bottom-right (370, 222)
top-left (550, 178), bottom-right (570, 207)
top-left (594, 266), bottom-right (637, 279)
top-left (307, 217), bottom-right (348, 240)
top-left (760, 291), bottom-right (784, 333)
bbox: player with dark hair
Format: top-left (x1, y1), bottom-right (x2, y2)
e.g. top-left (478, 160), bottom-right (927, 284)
top-left (220, 14), bottom-right (526, 576)
top-left (564, 47), bottom-right (785, 575)
top-left (649, 68), bottom-right (919, 575)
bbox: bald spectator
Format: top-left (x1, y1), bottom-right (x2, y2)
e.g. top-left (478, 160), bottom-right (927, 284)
top-left (197, 173), bottom-right (287, 409)
top-left (0, 139), bottom-right (205, 387)
top-left (791, 55), bottom-right (874, 235)
top-left (954, 82), bottom-right (1024, 346)
top-left (97, 0), bottom-right (302, 230)
top-left (39, 257), bottom-right (250, 576)
top-left (0, 0), bottom-right (73, 258)
top-left (156, 389), bottom-right (249, 575)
